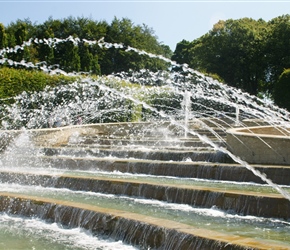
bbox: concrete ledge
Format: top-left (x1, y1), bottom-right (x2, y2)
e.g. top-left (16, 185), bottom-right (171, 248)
top-left (227, 126), bottom-right (290, 165)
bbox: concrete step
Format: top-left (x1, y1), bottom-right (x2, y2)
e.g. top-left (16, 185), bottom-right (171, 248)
top-left (1, 120), bottom-right (290, 249)
top-left (1, 171), bottom-right (289, 219)
top-left (1, 193), bottom-right (288, 250)
top-left (36, 155), bottom-right (290, 185)
top-left (69, 137), bottom-right (226, 148)
top-left (41, 147), bottom-right (233, 163)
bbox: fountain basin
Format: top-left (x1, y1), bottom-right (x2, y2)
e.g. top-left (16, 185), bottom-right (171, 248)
top-left (2, 120), bottom-right (290, 248)
top-left (227, 126), bottom-right (290, 165)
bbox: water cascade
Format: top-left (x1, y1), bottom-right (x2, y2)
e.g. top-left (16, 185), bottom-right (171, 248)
top-left (0, 37), bottom-right (290, 249)
top-left (235, 106), bottom-right (240, 126)
top-left (182, 90), bottom-right (191, 138)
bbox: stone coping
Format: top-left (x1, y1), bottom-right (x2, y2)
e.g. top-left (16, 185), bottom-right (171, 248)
top-left (227, 125), bottom-right (290, 138)
top-left (227, 126), bottom-right (290, 165)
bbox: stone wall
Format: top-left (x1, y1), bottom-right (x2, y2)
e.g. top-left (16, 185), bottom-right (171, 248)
top-left (227, 126), bottom-right (290, 165)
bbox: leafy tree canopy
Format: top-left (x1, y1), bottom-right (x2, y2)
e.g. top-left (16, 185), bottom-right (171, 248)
top-left (0, 16), bottom-right (172, 75)
top-left (172, 15), bottom-right (290, 104)
top-left (273, 68), bottom-right (290, 111)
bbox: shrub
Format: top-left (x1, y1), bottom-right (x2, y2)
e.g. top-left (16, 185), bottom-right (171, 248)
top-left (273, 68), bottom-right (290, 111)
top-left (0, 67), bottom-right (77, 103)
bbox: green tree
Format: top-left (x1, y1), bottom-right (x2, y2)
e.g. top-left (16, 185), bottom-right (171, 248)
top-left (0, 23), bottom-right (6, 49)
top-left (273, 68), bottom-right (290, 110)
top-left (33, 17), bottom-right (106, 74)
top-left (265, 15), bottom-right (290, 94)
top-left (79, 42), bottom-right (93, 72)
top-left (173, 18), bottom-right (268, 95)
top-left (172, 40), bottom-right (190, 62)
top-left (5, 19), bottom-right (37, 63)
top-left (91, 54), bottom-right (101, 75)
top-left (33, 18), bottom-right (56, 65)
top-left (101, 17), bottom-right (171, 74)
top-left (54, 41), bottom-right (81, 72)
top-left (2, 16), bottom-right (171, 76)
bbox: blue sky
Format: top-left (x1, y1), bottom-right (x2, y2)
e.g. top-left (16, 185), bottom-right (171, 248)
top-left (1, 1), bottom-right (290, 50)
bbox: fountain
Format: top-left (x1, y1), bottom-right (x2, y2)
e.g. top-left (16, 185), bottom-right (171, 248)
top-left (0, 37), bottom-right (290, 249)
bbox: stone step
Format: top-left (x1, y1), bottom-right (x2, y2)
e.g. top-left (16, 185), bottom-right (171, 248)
top-left (94, 130), bottom-right (228, 138)
top-left (38, 156), bottom-right (290, 185)
top-left (1, 171), bottom-right (289, 219)
top-left (1, 193), bottom-right (288, 250)
top-left (68, 121), bottom-right (228, 137)
top-left (41, 147), bottom-right (233, 163)
top-left (1, 120), bottom-right (290, 249)
top-left (64, 144), bottom-right (215, 152)
top-left (69, 137), bottom-right (226, 148)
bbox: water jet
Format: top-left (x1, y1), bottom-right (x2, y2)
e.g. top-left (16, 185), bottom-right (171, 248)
top-left (0, 37), bottom-right (290, 249)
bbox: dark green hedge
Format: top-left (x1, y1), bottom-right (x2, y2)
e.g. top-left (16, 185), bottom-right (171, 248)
top-left (0, 67), bottom-right (77, 102)
top-left (274, 68), bottom-right (290, 111)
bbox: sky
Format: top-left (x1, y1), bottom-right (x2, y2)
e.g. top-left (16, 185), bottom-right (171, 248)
top-left (1, 0), bottom-right (290, 51)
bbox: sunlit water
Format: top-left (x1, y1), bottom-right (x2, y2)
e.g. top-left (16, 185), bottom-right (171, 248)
top-left (0, 213), bottom-right (137, 250)
top-left (1, 165), bottom-right (289, 195)
top-left (0, 182), bottom-right (289, 246)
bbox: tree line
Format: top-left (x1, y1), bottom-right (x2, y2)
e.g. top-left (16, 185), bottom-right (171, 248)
top-left (0, 16), bottom-right (172, 75)
top-left (1, 15), bottom-right (290, 110)
top-left (172, 15), bottom-right (290, 110)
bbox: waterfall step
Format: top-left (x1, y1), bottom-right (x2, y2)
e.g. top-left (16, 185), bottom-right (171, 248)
top-left (0, 193), bottom-right (289, 250)
top-left (64, 144), bottom-right (216, 151)
top-left (67, 137), bottom-right (226, 147)
top-left (81, 129), bottom-right (228, 138)
top-left (1, 171), bottom-right (289, 219)
top-left (1, 120), bottom-right (290, 249)
top-left (58, 121), bottom-right (230, 137)
top-left (36, 155), bottom-right (290, 185)
top-left (41, 146), bottom-right (232, 163)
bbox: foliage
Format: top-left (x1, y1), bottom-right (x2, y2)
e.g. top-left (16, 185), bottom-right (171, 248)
top-left (0, 16), bottom-right (172, 75)
top-left (2, 14), bottom-right (290, 113)
top-left (273, 68), bottom-right (290, 111)
top-left (172, 18), bottom-right (268, 96)
top-left (0, 73), bottom-right (141, 129)
top-left (172, 15), bottom-right (290, 107)
top-left (0, 67), bottom-right (77, 102)
top-left (100, 17), bottom-right (171, 75)
top-left (0, 23), bottom-right (6, 49)
top-left (265, 15), bottom-right (290, 93)
top-left (0, 67), bottom-right (169, 128)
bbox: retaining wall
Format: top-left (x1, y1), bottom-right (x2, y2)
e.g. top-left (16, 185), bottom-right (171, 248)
top-left (227, 126), bottom-right (290, 165)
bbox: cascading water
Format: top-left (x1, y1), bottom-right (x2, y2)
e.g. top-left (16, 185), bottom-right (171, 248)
top-left (182, 90), bottom-right (191, 138)
top-left (0, 36), bottom-right (290, 249)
